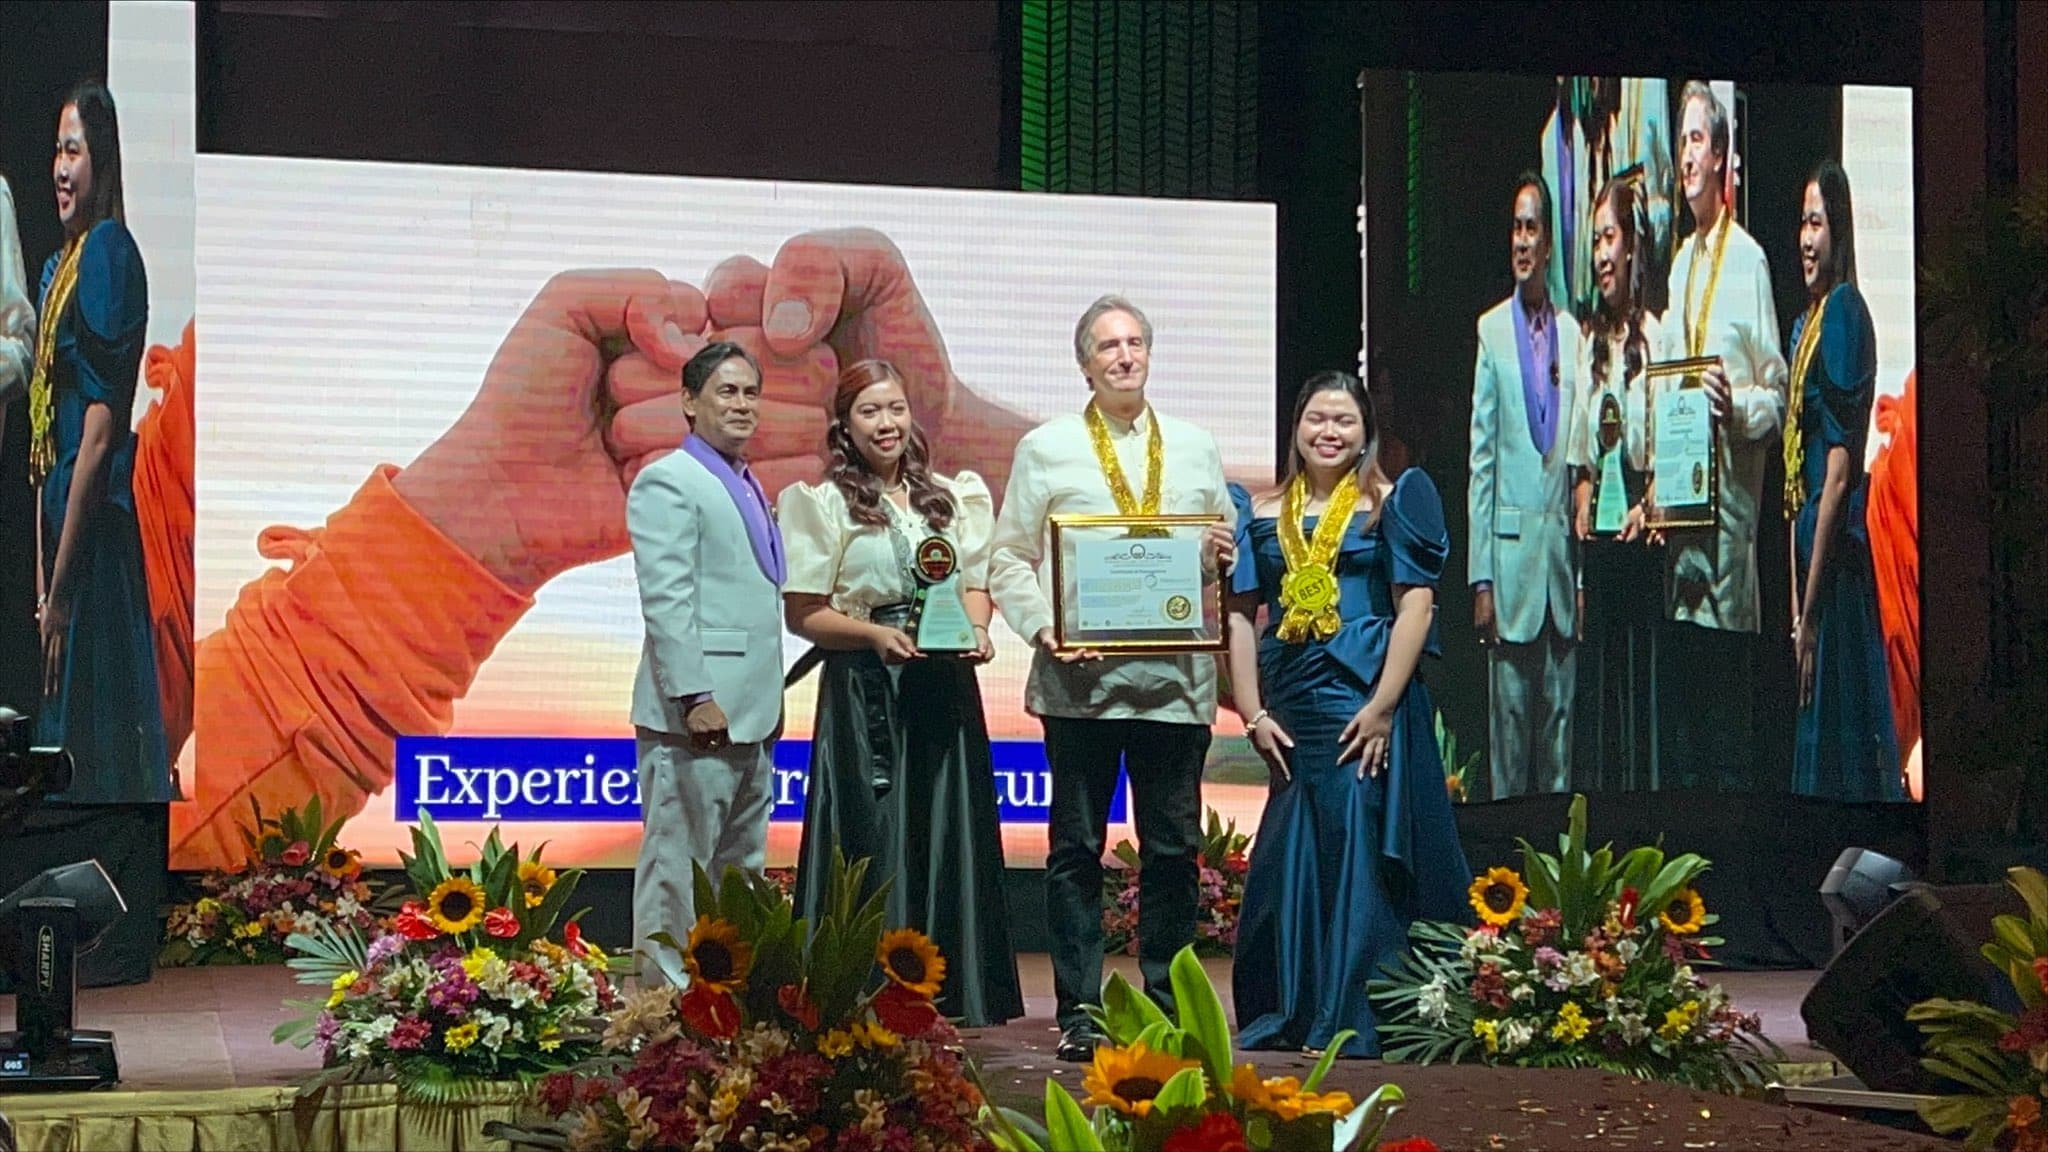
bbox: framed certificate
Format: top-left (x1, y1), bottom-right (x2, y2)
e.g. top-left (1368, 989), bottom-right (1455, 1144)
top-left (1047, 514), bottom-right (1226, 653)
top-left (1644, 355), bottom-right (1721, 531)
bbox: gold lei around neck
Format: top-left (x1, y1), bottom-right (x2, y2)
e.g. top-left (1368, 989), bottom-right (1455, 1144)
top-left (1084, 400), bottom-right (1162, 515)
top-left (1683, 209), bottom-right (1734, 360)
top-left (1275, 470), bottom-right (1359, 643)
top-left (28, 234), bottom-right (89, 487)
top-left (1782, 292), bottom-right (1832, 520)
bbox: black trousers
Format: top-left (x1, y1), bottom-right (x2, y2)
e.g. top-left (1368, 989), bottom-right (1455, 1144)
top-left (1659, 619), bottom-right (1758, 791)
top-left (1041, 716), bottom-right (1209, 1030)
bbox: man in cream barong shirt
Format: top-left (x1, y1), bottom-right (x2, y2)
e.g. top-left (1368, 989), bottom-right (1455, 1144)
top-left (1651, 81), bottom-right (1788, 790)
top-left (988, 294), bottom-right (1234, 1062)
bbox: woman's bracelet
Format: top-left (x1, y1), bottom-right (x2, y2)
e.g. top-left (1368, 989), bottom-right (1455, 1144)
top-left (1245, 708), bottom-right (1270, 732)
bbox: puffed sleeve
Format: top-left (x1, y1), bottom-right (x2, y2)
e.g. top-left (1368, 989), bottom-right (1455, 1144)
top-left (1383, 468), bottom-right (1451, 589)
top-left (775, 481), bottom-right (847, 598)
top-left (946, 470), bottom-right (996, 588)
top-left (1227, 483), bottom-right (1260, 596)
top-left (73, 219), bottom-right (149, 411)
top-left (1816, 284), bottom-right (1877, 465)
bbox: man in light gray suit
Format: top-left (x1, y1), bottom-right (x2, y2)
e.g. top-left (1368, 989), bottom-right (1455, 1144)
top-left (1471, 172), bottom-right (1584, 799)
top-left (628, 341), bottom-right (786, 974)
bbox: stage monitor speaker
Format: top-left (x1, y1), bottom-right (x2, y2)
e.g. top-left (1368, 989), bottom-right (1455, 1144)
top-left (1801, 882), bottom-right (2027, 1094)
top-left (1818, 847), bottom-right (1917, 956)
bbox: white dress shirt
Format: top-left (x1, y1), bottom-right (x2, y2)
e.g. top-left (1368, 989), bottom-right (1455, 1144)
top-left (988, 405), bottom-right (1233, 725)
top-left (1658, 215), bottom-right (1789, 633)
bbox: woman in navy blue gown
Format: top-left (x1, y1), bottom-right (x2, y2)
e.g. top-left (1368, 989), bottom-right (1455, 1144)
top-left (1226, 370), bottom-right (1472, 1056)
top-left (30, 81), bottom-right (170, 804)
top-left (1785, 161), bottom-right (1900, 801)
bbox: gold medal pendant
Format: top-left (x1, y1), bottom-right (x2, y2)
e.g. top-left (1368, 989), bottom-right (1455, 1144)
top-left (1275, 472), bottom-right (1359, 643)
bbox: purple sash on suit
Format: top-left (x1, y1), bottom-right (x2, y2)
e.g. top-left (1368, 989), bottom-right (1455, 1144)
top-left (1511, 293), bottom-right (1559, 456)
top-left (681, 435), bottom-right (785, 585)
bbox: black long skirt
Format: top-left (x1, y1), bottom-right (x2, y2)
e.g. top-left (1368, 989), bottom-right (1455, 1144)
top-left (791, 648), bottom-right (1024, 1027)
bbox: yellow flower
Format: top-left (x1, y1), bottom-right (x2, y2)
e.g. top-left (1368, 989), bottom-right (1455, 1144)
top-left (819, 1030), bottom-right (855, 1059)
top-left (235, 920), bottom-right (265, 938)
top-left (1228, 1064), bottom-right (1355, 1120)
top-left (1550, 1001), bottom-right (1591, 1044)
top-left (426, 877), bottom-right (487, 934)
top-left (1473, 1018), bottom-right (1501, 1054)
top-left (1469, 867), bottom-right (1529, 927)
top-left (444, 1021), bottom-right (480, 1052)
top-left (537, 1024), bottom-right (562, 1053)
top-left (1658, 1001), bottom-right (1701, 1041)
top-left (876, 928), bottom-right (946, 999)
top-left (683, 917), bottom-right (753, 994)
top-left (1659, 888), bottom-right (1707, 935)
top-left (1081, 1042), bottom-right (1200, 1117)
top-left (462, 946), bottom-right (498, 980)
top-left (853, 1019), bottom-right (900, 1050)
top-left (518, 860), bottom-right (557, 909)
top-left (320, 847), bottom-right (362, 878)
top-left (196, 898), bottom-right (222, 916)
top-left (326, 970), bottom-right (358, 1008)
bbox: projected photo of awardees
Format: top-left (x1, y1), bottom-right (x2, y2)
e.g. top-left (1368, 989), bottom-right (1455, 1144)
top-left (1362, 71), bottom-right (1919, 804)
top-left (176, 161), bottom-right (1274, 870)
top-left (2, 5), bottom-right (197, 813)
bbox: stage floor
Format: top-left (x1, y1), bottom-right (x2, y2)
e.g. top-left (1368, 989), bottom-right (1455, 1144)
top-left (0, 957), bottom-right (1832, 1094)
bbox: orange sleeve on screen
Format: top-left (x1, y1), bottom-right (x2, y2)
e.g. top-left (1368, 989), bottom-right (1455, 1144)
top-left (134, 320), bottom-right (196, 757)
top-left (169, 465), bottom-right (534, 870)
top-left (1865, 371), bottom-right (1920, 765)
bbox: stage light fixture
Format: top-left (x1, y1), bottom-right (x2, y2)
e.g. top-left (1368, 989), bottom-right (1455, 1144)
top-left (1818, 846), bottom-right (1917, 957)
top-left (0, 706), bottom-right (121, 1091)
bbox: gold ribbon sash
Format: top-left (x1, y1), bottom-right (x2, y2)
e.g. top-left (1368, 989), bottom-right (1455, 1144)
top-left (28, 234), bottom-right (88, 486)
top-left (1275, 471), bottom-right (1359, 643)
top-left (1084, 400), bottom-right (1163, 517)
top-left (1782, 294), bottom-right (1831, 520)
top-left (1683, 211), bottom-right (1733, 360)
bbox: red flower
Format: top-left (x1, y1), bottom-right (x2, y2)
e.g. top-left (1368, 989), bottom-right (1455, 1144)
top-left (538, 1072), bottom-right (580, 1115)
top-left (1379, 1141), bottom-right (1441, 1152)
top-left (483, 906), bottom-right (520, 939)
top-left (2033, 956), bottom-right (2048, 995)
top-left (1162, 1112), bottom-right (1249, 1152)
top-left (393, 900), bottom-right (440, 940)
top-left (1223, 851), bottom-right (1250, 875)
top-left (279, 841), bottom-right (311, 867)
top-left (871, 982), bottom-right (941, 1037)
top-left (777, 982), bottom-right (822, 1031)
top-left (1618, 886), bottom-right (1640, 931)
top-left (564, 920), bottom-right (587, 956)
top-left (679, 983), bottom-right (741, 1039)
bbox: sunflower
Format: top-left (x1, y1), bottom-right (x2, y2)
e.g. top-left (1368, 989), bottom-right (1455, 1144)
top-left (1081, 1042), bottom-right (1200, 1117)
top-left (1469, 867), bottom-right (1529, 928)
top-left (518, 860), bottom-right (557, 909)
top-left (320, 847), bottom-right (362, 879)
top-left (426, 877), bottom-right (488, 934)
top-left (1659, 888), bottom-right (1707, 935)
top-left (683, 917), bottom-right (753, 994)
top-left (876, 928), bottom-right (946, 999)
top-left (1226, 1064), bottom-right (1353, 1120)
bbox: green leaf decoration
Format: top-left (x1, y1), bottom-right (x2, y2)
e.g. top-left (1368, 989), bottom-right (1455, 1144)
top-left (1043, 1080), bottom-right (1106, 1152)
top-left (1094, 969), bottom-right (1169, 1045)
top-left (1302, 1029), bottom-right (1352, 1091)
top-left (1168, 946), bottom-right (1232, 1091)
top-left (1151, 1066), bottom-right (1208, 1111)
top-left (1334, 1082), bottom-right (1405, 1152)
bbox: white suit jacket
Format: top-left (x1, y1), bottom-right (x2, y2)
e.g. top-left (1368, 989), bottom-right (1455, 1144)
top-left (1469, 296), bottom-right (1583, 645)
top-left (1658, 218), bottom-right (1788, 634)
top-left (626, 448), bottom-right (785, 744)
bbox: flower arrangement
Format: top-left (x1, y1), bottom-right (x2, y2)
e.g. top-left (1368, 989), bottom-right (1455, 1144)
top-left (1103, 810), bottom-right (1250, 958)
top-left (273, 812), bottom-right (616, 1102)
top-left (161, 799), bottom-right (385, 966)
top-left (501, 851), bottom-right (992, 1152)
top-left (1370, 795), bottom-right (1781, 1092)
top-left (1910, 866), bottom-right (2048, 1150)
top-left (983, 946), bottom-right (1407, 1152)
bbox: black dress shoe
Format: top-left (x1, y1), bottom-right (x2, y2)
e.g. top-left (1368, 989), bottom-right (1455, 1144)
top-left (1055, 1027), bottom-right (1099, 1062)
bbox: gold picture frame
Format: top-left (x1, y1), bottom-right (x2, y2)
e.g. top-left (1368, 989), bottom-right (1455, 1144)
top-left (1643, 355), bottom-right (1723, 531)
top-left (1047, 513), bottom-right (1226, 653)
